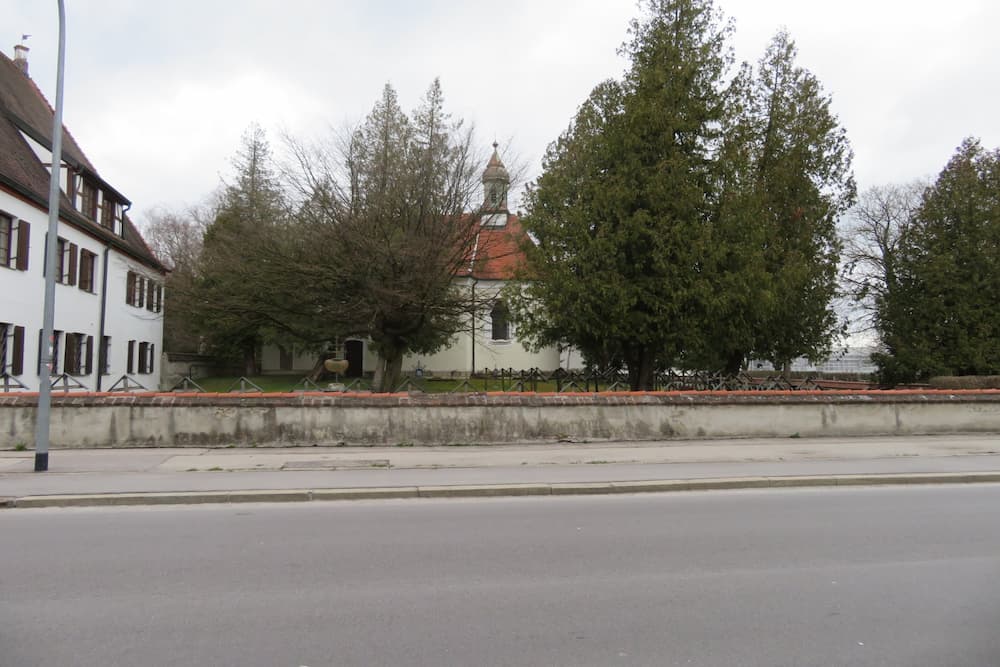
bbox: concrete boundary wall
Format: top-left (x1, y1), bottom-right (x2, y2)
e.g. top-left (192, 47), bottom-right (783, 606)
top-left (3, 390), bottom-right (1000, 448)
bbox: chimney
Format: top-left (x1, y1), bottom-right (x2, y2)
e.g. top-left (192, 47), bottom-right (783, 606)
top-left (13, 44), bottom-right (29, 75)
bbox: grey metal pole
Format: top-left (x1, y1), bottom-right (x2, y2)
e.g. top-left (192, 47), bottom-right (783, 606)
top-left (34, 0), bottom-right (67, 472)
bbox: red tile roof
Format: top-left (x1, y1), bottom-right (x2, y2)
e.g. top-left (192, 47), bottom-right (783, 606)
top-left (468, 214), bottom-right (530, 280)
top-left (0, 49), bottom-right (164, 272)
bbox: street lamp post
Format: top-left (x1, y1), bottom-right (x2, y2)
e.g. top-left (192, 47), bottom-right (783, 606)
top-left (35, 0), bottom-right (67, 472)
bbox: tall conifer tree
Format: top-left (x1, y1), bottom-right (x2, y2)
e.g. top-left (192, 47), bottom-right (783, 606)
top-left (719, 31), bottom-right (855, 376)
top-left (876, 138), bottom-right (1000, 382)
top-left (515, 0), bottom-right (733, 389)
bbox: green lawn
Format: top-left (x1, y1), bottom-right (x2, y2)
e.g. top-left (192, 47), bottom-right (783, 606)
top-left (184, 375), bottom-right (575, 393)
top-left (187, 375), bottom-right (305, 393)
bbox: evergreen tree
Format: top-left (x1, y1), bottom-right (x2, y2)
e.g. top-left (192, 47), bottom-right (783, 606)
top-left (192, 125), bottom-right (289, 375)
top-left (514, 0), bottom-right (734, 390)
top-left (735, 31), bottom-right (855, 375)
top-left (876, 138), bottom-right (1000, 382)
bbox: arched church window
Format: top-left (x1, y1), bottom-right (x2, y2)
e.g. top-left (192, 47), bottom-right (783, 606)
top-left (490, 301), bottom-right (510, 341)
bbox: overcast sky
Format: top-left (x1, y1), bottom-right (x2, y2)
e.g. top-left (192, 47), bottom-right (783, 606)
top-left (5, 0), bottom-right (1000, 226)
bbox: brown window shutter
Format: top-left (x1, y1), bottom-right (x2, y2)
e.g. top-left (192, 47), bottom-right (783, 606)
top-left (0, 217), bottom-right (10, 266)
top-left (149, 343), bottom-right (155, 373)
top-left (52, 331), bottom-right (60, 375)
top-left (78, 252), bottom-right (87, 291)
top-left (15, 220), bottom-right (29, 271)
top-left (146, 280), bottom-right (155, 311)
top-left (68, 243), bottom-right (78, 285)
top-left (12, 326), bottom-right (24, 375)
top-left (55, 239), bottom-right (64, 282)
top-left (137, 277), bottom-right (146, 308)
top-left (64, 334), bottom-right (76, 375)
top-left (85, 252), bottom-right (94, 291)
top-left (127, 340), bottom-right (135, 374)
top-left (126, 271), bottom-right (135, 305)
top-left (85, 335), bottom-right (94, 375)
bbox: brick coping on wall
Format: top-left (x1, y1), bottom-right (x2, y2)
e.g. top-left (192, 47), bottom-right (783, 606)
top-left (3, 389), bottom-right (1000, 408)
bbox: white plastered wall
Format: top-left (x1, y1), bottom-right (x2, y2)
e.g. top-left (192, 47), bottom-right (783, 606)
top-left (0, 189), bottom-right (163, 391)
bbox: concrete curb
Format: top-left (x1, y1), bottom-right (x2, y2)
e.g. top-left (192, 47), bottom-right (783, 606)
top-left (5, 471), bottom-right (1000, 509)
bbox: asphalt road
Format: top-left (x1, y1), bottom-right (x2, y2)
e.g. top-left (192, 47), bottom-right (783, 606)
top-left (3, 486), bottom-right (1000, 666)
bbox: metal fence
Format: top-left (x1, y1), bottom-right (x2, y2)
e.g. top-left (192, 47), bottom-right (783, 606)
top-left (3, 368), bottom-right (842, 395)
top-left (467, 368), bottom-right (821, 393)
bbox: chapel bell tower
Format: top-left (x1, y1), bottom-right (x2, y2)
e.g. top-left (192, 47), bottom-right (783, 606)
top-left (482, 142), bottom-right (510, 215)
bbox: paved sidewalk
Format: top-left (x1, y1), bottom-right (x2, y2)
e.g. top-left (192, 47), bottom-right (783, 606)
top-left (2, 434), bottom-right (999, 507)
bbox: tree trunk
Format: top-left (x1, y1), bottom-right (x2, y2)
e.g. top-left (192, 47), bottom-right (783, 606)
top-left (375, 349), bottom-right (404, 393)
top-left (722, 350), bottom-right (745, 376)
top-left (781, 359), bottom-right (792, 383)
top-left (626, 346), bottom-right (656, 391)
top-left (242, 343), bottom-right (258, 377)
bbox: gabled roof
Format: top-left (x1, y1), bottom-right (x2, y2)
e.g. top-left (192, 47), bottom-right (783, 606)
top-left (0, 49), bottom-right (165, 272)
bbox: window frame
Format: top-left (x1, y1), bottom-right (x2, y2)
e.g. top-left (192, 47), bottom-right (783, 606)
top-left (0, 323), bottom-right (8, 374)
top-left (138, 341), bottom-right (150, 374)
top-left (63, 333), bottom-right (93, 376)
top-left (490, 301), bottom-right (511, 342)
top-left (100, 193), bottom-right (117, 229)
top-left (78, 249), bottom-right (97, 292)
top-left (7, 324), bottom-right (25, 376)
top-left (0, 214), bottom-right (11, 267)
top-left (126, 270), bottom-right (148, 307)
top-left (64, 332), bottom-right (81, 375)
top-left (51, 236), bottom-right (77, 285)
top-left (1, 214), bottom-right (30, 271)
top-left (1, 324), bottom-right (26, 376)
top-left (38, 329), bottom-right (62, 376)
top-left (80, 178), bottom-right (98, 220)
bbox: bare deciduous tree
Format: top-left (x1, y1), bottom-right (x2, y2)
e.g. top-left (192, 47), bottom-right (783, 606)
top-left (280, 80), bottom-right (497, 391)
top-left (840, 181), bottom-right (926, 337)
top-left (142, 204), bottom-right (213, 354)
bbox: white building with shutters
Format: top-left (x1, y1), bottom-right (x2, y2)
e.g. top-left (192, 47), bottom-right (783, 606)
top-left (0, 44), bottom-right (166, 393)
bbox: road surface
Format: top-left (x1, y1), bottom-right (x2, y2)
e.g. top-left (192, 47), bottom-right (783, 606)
top-left (3, 485), bottom-right (1000, 666)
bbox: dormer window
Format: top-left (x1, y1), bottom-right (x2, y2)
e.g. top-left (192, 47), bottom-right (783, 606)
top-left (79, 179), bottom-right (98, 219)
top-left (481, 212), bottom-right (507, 228)
top-left (71, 174), bottom-right (126, 237)
top-left (100, 192), bottom-right (123, 235)
top-left (101, 194), bottom-right (115, 228)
